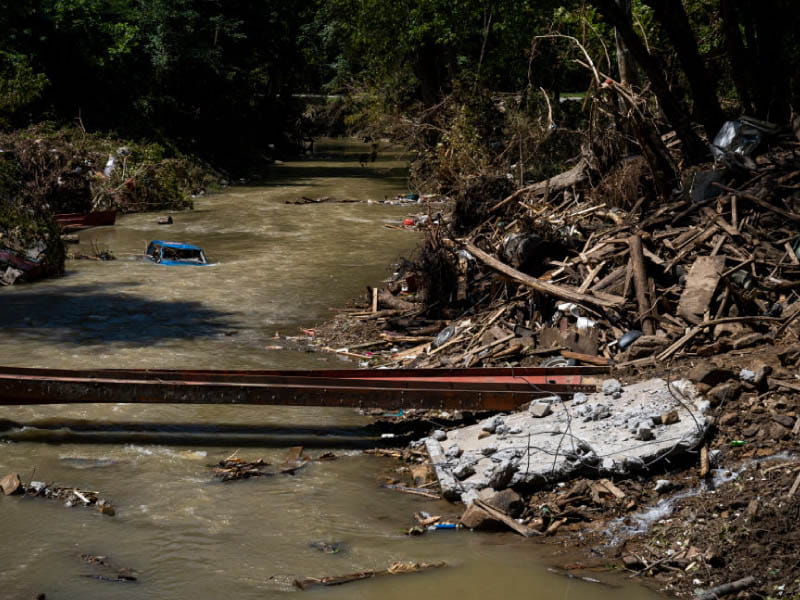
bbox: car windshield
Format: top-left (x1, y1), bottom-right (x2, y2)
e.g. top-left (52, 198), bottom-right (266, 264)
top-left (162, 248), bottom-right (204, 262)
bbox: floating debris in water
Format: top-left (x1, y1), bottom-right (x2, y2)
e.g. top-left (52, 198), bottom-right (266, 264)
top-left (80, 553), bottom-right (138, 583)
top-left (294, 561), bottom-right (447, 590)
top-left (309, 541), bottom-right (345, 554)
top-left (213, 458), bottom-right (273, 481)
top-left (1, 472), bottom-right (115, 515)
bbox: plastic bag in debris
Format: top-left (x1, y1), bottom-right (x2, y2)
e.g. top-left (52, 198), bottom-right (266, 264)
top-left (103, 155), bottom-right (116, 177)
top-left (711, 117), bottom-right (778, 170)
top-left (432, 325), bottom-right (456, 348)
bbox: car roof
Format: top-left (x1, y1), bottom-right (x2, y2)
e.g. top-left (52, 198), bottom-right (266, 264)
top-left (149, 240), bottom-right (203, 251)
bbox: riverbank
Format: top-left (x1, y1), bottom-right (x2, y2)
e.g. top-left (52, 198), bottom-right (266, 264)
top-left (0, 124), bottom-right (221, 284)
top-left (0, 147), bottom-right (666, 600)
top-left (309, 134), bottom-right (800, 599)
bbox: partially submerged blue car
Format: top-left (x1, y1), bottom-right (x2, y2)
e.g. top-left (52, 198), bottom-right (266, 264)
top-left (145, 240), bottom-right (210, 266)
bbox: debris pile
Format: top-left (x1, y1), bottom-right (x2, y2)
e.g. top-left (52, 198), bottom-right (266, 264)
top-left (213, 457), bottom-right (273, 481)
top-left (212, 447), bottom-right (313, 481)
top-left (0, 472), bottom-right (115, 515)
top-left (314, 142), bottom-right (800, 369)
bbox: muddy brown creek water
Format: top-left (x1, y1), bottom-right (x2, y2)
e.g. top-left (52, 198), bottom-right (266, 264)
top-left (0, 141), bottom-right (661, 599)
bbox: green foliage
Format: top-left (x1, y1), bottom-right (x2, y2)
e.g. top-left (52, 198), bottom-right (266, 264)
top-left (0, 52), bottom-right (48, 119)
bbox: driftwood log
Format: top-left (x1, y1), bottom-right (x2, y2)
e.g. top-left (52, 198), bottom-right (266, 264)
top-left (463, 242), bottom-right (623, 310)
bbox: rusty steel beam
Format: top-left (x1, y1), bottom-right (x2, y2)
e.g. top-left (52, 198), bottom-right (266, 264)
top-left (0, 365), bottom-right (602, 385)
top-left (0, 366), bottom-right (598, 410)
top-left (0, 377), bottom-right (571, 411)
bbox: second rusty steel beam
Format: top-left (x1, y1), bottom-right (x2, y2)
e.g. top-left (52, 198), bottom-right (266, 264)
top-left (0, 373), bottom-right (593, 411)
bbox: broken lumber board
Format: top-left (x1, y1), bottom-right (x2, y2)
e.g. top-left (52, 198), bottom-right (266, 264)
top-left (464, 242), bottom-right (623, 310)
top-left (425, 438), bottom-right (460, 501)
top-left (561, 350), bottom-right (610, 366)
top-left (381, 484), bottom-right (441, 500)
top-left (629, 235), bottom-right (655, 335)
top-left (473, 499), bottom-right (541, 537)
top-left (678, 256), bottom-right (726, 324)
top-left (714, 183), bottom-right (800, 223)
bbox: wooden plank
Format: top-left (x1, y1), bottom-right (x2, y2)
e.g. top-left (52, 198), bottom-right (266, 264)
top-left (473, 499), bottom-right (541, 537)
top-left (629, 234), bottom-right (655, 335)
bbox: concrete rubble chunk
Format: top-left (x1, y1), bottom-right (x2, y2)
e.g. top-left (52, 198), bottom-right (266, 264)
top-left (481, 416), bottom-right (504, 434)
top-left (571, 392), bottom-right (588, 405)
top-left (453, 461), bottom-right (476, 480)
top-left (445, 444), bottom-right (462, 459)
top-left (424, 438), bottom-right (460, 501)
top-left (602, 379), bottom-right (623, 396)
top-left (585, 403), bottom-right (611, 421)
top-left (661, 409), bottom-right (680, 425)
top-left (528, 401), bottom-right (552, 418)
top-left (487, 459), bottom-right (517, 489)
top-left (432, 429), bottom-right (447, 441)
top-left (419, 378), bottom-right (708, 496)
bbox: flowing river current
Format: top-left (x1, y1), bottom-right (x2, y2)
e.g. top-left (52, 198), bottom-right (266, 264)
top-left (0, 141), bottom-right (661, 599)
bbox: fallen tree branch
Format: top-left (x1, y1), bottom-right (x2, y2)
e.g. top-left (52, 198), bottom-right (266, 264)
top-left (696, 576), bottom-right (755, 600)
top-left (463, 242), bottom-right (623, 310)
top-left (294, 561), bottom-right (447, 590)
top-left (490, 159), bottom-right (588, 214)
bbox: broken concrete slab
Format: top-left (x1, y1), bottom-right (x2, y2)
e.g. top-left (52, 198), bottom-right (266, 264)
top-left (529, 401), bottom-right (552, 418)
top-left (421, 378), bottom-right (709, 504)
top-left (424, 438), bottom-right (460, 501)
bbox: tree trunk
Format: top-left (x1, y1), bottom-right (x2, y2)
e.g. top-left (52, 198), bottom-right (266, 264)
top-left (591, 0), bottom-right (708, 163)
top-left (642, 0), bottom-right (725, 139)
top-left (748, 0), bottom-right (790, 123)
top-left (614, 0), bottom-right (639, 87)
top-left (719, 0), bottom-right (754, 114)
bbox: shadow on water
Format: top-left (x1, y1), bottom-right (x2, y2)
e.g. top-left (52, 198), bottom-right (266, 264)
top-left (0, 284), bottom-right (235, 344)
top-left (0, 419), bottom-right (396, 448)
top-left (254, 164), bottom-right (409, 182)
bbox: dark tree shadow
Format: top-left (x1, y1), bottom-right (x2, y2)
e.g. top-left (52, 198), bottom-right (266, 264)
top-left (0, 283), bottom-right (235, 344)
top-left (0, 419), bottom-right (401, 448)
